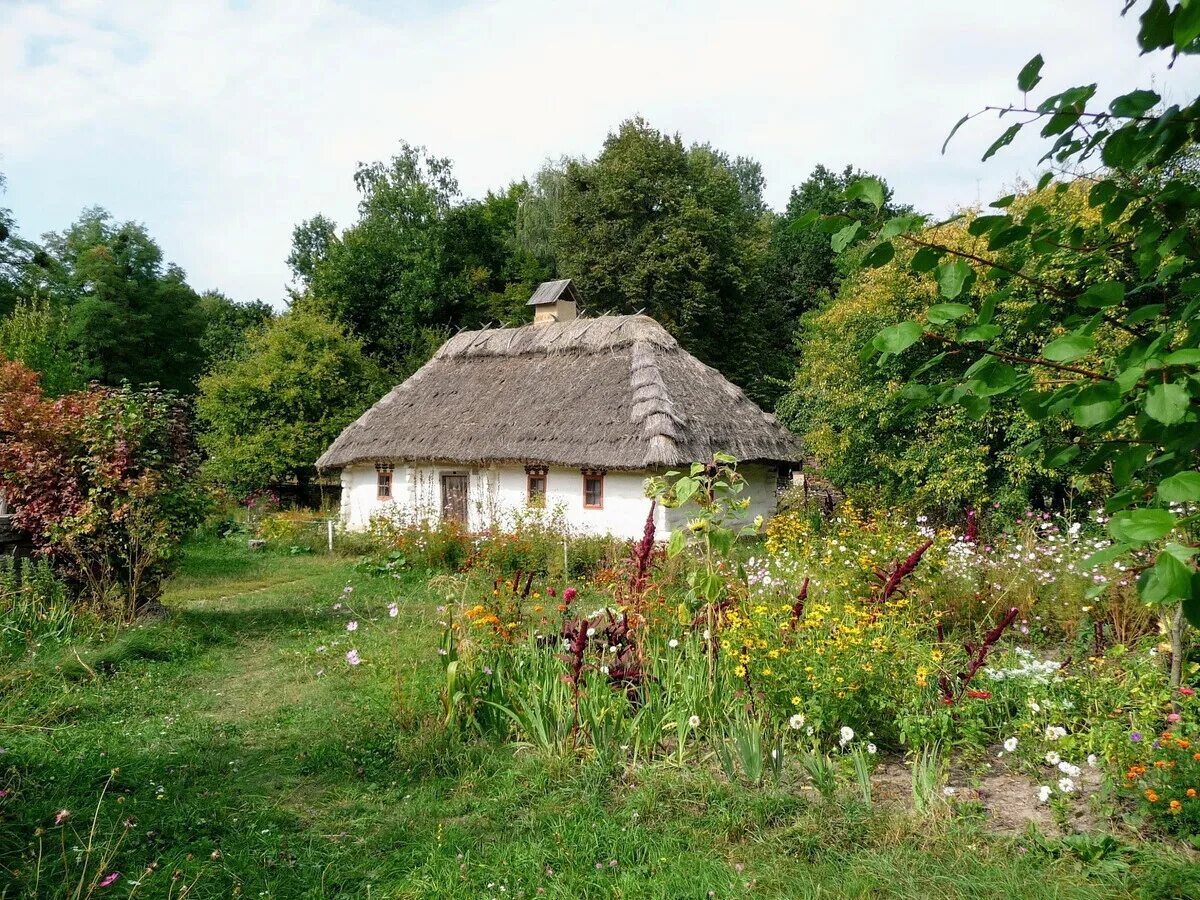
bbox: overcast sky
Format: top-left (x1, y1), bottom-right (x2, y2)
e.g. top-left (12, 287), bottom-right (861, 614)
top-left (3, 0), bottom-right (1199, 307)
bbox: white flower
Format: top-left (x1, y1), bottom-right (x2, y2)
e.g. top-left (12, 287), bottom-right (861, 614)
top-left (586, 627), bottom-right (596, 637)
top-left (1087, 754), bottom-right (1098, 768)
top-left (942, 786), bottom-right (956, 796)
top-left (687, 715), bottom-right (701, 729)
top-left (1029, 701), bottom-right (1041, 714)
top-left (346, 620), bottom-right (358, 632)
top-left (599, 665), bottom-right (609, 675)
top-left (388, 603), bottom-right (399, 618)
top-left (1037, 785), bottom-right (1052, 803)
top-left (1044, 725), bottom-right (1067, 741)
top-left (866, 743), bottom-right (877, 755)
top-left (1057, 761), bottom-right (1081, 778)
top-left (1044, 751), bottom-right (1060, 766)
top-left (788, 713), bottom-right (805, 730)
top-left (668, 639), bottom-right (679, 649)
top-left (1003, 737), bottom-right (1018, 753)
top-left (838, 726), bottom-right (855, 747)
top-left (805, 726), bottom-right (814, 737)
top-left (1057, 777), bottom-right (1075, 793)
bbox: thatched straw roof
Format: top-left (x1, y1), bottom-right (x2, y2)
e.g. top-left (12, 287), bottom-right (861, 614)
top-left (316, 315), bottom-right (805, 471)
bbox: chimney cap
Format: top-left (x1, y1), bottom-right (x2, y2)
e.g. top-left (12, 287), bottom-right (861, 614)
top-left (526, 278), bottom-right (581, 307)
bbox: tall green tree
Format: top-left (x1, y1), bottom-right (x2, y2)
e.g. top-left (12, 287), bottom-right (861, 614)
top-left (552, 118), bottom-right (778, 401)
top-left (38, 208), bottom-right (205, 393)
top-left (197, 290), bottom-right (274, 370)
top-left (0, 296), bottom-right (93, 395)
top-left (196, 308), bottom-right (385, 494)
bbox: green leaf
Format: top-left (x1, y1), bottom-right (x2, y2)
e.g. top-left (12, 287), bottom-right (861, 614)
top-left (942, 113), bottom-right (971, 155)
top-left (1070, 382), bottom-right (1121, 427)
top-left (667, 530), bottom-right (687, 558)
top-left (977, 292), bottom-right (1000, 325)
top-left (1185, 593), bottom-right (1200, 629)
top-left (1078, 281), bottom-right (1125, 308)
top-left (1082, 543), bottom-right (1133, 569)
top-left (787, 209), bottom-right (820, 233)
top-left (1043, 333), bottom-right (1094, 362)
top-left (936, 259), bottom-right (972, 299)
top-left (987, 225), bottom-right (1030, 250)
top-left (959, 394), bottom-right (990, 419)
top-left (959, 324), bottom-right (1001, 342)
top-left (846, 177), bottom-right (885, 211)
top-left (830, 221), bottom-right (862, 253)
top-left (982, 124), bottom-right (1022, 162)
top-left (862, 241), bottom-right (895, 268)
top-left (1164, 349), bottom-right (1200, 366)
top-left (1108, 508), bottom-right (1177, 543)
top-left (872, 322), bottom-right (924, 354)
top-left (879, 214), bottom-right (925, 240)
top-left (927, 302), bottom-right (972, 324)
top-left (1145, 382), bottom-right (1190, 424)
top-left (969, 360), bottom-right (1019, 397)
top-left (910, 246), bottom-right (941, 273)
top-left (1110, 89), bottom-right (1160, 118)
top-left (1140, 551), bottom-right (1194, 604)
top-left (1176, 0), bottom-right (1200, 50)
top-left (1017, 53), bottom-right (1044, 92)
top-left (1112, 445), bottom-right (1150, 487)
top-left (1158, 471), bottom-right (1200, 502)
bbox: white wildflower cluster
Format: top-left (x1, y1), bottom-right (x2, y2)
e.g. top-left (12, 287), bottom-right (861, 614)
top-left (984, 647), bottom-right (1061, 685)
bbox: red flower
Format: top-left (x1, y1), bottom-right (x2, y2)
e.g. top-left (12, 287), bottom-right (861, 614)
top-left (966, 690), bottom-right (992, 700)
top-left (1180, 687), bottom-right (1195, 697)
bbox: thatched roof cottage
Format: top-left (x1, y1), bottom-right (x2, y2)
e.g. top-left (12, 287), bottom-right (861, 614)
top-left (316, 280), bottom-right (804, 538)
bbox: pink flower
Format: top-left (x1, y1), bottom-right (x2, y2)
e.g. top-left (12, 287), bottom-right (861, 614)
top-left (0, 790), bottom-right (8, 799)
top-left (333, 603), bottom-right (342, 611)
top-left (346, 649), bottom-right (361, 666)
top-left (1180, 687), bottom-right (1196, 697)
top-left (563, 587), bottom-right (577, 603)
top-left (343, 585), bottom-right (354, 594)
top-left (388, 604), bottom-right (399, 618)
top-left (346, 620), bottom-right (358, 632)
top-left (1168, 713), bottom-right (1182, 723)
top-left (54, 809), bottom-right (70, 826)
top-left (99, 873), bottom-right (120, 888)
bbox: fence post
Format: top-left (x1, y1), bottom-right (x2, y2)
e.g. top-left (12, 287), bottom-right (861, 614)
top-left (327, 519), bottom-right (334, 554)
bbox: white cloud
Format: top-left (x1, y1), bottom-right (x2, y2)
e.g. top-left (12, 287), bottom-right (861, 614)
top-left (2, 0), bottom-right (1197, 306)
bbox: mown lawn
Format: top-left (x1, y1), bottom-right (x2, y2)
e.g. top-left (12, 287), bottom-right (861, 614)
top-left (1, 538), bottom-right (1196, 899)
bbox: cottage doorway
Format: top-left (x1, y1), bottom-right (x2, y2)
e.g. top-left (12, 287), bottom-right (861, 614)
top-left (440, 474), bottom-right (469, 525)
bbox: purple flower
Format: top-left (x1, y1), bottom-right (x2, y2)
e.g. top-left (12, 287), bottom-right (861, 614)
top-left (346, 649), bottom-right (361, 666)
top-left (1130, 731), bottom-right (1143, 743)
top-left (483, 666), bottom-right (493, 675)
top-left (99, 873), bottom-right (121, 888)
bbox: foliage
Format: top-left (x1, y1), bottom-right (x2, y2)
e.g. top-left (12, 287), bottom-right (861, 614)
top-left (36, 207), bottom-right (206, 394)
top-left (553, 118), bottom-right (784, 403)
top-left (0, 360), bottom-right (206, 619)
top-left (817, 2), bottom-right (1200, 625)
top-left (196, 290), bottom-right (274, 370)
top-left (0, 296), bottom-right (92, 395)
top-left (1122, 697), bottom-right (1200, 835)
top-left (196, 308), bottom-right (386, 495)
top-left (0, 554), bottom-right (75, 652)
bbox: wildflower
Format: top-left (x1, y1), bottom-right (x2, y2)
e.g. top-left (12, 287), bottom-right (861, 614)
top-left (1188, 788), bottom-right (1197, 798)
top-left (388, 603), bottom-right (399, 618)
top-left (1057, 761), bottom-right (1081, 778)
top-left (1087, 754), bottom-right (1098, 768)
top-left (688, 715), bottom-right (701, 729)
top-left (1037, 785), bottom-right (1052, 803)
top-left (346, 649), bottom-right (361, 666)
top-left (1045, 751), bottom-right (1060, 766)
top-left (1130, 732), bottom-right (1143, 743)
top-left (1044, 725), bottom-right (1067, 741)
top-left (1170, 799), bottom-right (1182, 812)
top-left (668, 639), bottom-right (679, 649)
top-left (1180, 687), bottom-right (1196, 697)
top-left (54, 809), bottom-right (70, 825)
top-left (346, 620), bottom-right (358, 632)
top-left (343, 585), bottom-right (354, 594)
top-left (866, 743), bottom-right (877, 755)
top-left (838, 726), bottom-right (855, 747)
top-left (1168, 713), bottom-right (1182, 724)
top-left (563, 587), bottom-right (577, 603)
top-left (966, 690), bottom-right (992, 700)
top-left (1145, 789), bottom-right (1159, 802)
top-left (99, 873), bottom-right (120, 888)
top-left (316, 645), bottom-right (327, 653)
top-left (1057, 777), bottom-right (1075, 793)
top-left (1004, 737), bottom-right (1019, 753)
top-left (942, 786), bottom-right (956, 796)
top-left (333, 603), bottom-right (343, 611)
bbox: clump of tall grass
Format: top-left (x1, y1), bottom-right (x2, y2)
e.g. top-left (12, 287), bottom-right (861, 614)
top-left (0, 554), bottom-right (75, 652)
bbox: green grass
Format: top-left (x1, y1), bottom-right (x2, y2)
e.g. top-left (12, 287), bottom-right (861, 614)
top-left (1, 537), bottom-right (1196, 898)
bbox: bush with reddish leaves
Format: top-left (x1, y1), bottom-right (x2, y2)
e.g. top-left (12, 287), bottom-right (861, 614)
top-left (0, 359), bottom-right (206, 620)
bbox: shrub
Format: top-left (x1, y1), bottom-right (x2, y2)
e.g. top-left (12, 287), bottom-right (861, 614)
top-left (0, 360), bottom-right (207, 620)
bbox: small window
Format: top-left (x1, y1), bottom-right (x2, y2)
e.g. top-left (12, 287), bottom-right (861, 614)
top-left (376, 464), bottom-right (393, 501)
top-left (527, 473), bottom-right (546, 507)
top-left (583, 471), bottom-right (604, 509)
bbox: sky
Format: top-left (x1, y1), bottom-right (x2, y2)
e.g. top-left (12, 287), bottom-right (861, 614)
top-left (3, 0), bottom-right (1199, 308)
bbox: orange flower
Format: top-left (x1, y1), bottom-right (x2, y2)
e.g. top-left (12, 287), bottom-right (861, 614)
top-left (1154, 760), bottom-right (1167, 769)
top-left (1145, 790), bottom-right (1159, 803)
top-left (1187, 788), bottom-right (1197, 798)
top-left (1178, 739), bottom-right (1191, 750)
top-left (1194, 752), bottom-right (1200, 762)
top-left (1170, 800), bottom-right (1182, 812)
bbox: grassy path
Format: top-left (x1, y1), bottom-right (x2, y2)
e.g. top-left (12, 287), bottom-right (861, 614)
top-left (2, 538), bottom-right (1196, 898)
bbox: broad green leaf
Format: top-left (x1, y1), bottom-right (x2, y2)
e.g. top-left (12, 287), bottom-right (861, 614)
top-left (1145, 381), bottom-right (1189, 424)
top-left (872, 321), bottom-right (923, 354)
top-left (846, 176), bottom-right (885, 211)
top-left (1164, 349), bottom-right (1200, 366)
top-left (879, 214), bottom-right (925, 240)
top-left (1043, 333), bottom-right (1094, 362)
top-left (936, 259), bottom-right (972, 299)
top-left (1017, 53), bottom-right (1044, 92)
top-left (1082, 542), bottom-right (1133, 569)
top-left (969, 360), bottom-right (1019, 397)
top-left (1185, 593), bottom-right (1200, 629)
top-left (910, 246), bottom-right (941, 273)
top-left (1110, 89), bottom-right (1161, 117)
top-left (1176, 0), bottom-right (1200, 50)
top-left (968, 214), bottom-right (1009, 236)
top-left (982, 124), bottom-right (1022, 162)
top-left (1044, 444), bottom-right (1081, 467)
top-left (959, 394), bottom-right (990, 419)
top-left (1112, 445), bottom-right (1150, 486)
top-left (667, 529), bottom-right (687, 557)
top-left (1158, 470), bottom-right (1200, 502)
top-left (1139, 551), bottom-right (1194, 604)
top-left (1078, 281), bottom-right (1125, 308)
top-left (831, 221), bottom-right (862, 253)
top-left (787, 209), bottom-right (820, 233)
top-left (927, 302), bottom-right (972, 324)
top-left (1108, 508), bottom-right (1177, 543)
top-left (862, 241), bottom-right (895, 268)
top-left (987, 224), bottom-right (1030, 250)
top-left (978, 292), bottom-right (1000, 325)
top-left (959, 324), bottom-right (1001, 342)
top-left (1070, 382), bottom-right (1121, 427)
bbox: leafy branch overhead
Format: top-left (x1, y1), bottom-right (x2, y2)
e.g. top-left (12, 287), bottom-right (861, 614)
top-left (804, 0), bottom-right (1200, 625)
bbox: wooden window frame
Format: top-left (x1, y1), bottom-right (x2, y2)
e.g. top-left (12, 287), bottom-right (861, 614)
top-left (582, 468), bottom-right (605, 510)
top-left (375, 463), bottom-right (394, 501)
top-left (525, 465), bottom-right (548, 508)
